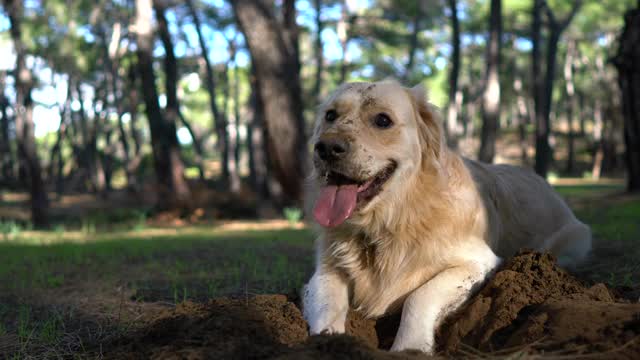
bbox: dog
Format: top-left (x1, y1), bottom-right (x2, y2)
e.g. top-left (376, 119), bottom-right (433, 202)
top-left (302, 80), bottom-right (591, 354)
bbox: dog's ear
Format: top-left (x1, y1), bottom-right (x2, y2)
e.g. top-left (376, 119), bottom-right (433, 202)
top-left (408, 84), bottom-right (444, 161)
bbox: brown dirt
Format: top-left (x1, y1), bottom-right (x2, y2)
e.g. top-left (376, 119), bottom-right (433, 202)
top-left (105, 251), bottom-right (640, 359)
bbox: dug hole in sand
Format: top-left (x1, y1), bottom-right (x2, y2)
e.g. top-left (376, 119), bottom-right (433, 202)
top-left (108, 251), bottom-right (640, 359)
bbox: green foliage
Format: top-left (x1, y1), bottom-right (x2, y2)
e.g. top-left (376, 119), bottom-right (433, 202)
top-left (283, 207), bottom-right (303, 226)
top-left (0, 220), bottom-right (22, 240)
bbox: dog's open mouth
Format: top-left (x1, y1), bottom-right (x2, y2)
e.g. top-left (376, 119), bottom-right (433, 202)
top-left (313, 161), bottom-right (397, 228)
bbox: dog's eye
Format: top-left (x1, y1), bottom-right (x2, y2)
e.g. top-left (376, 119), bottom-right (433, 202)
top-left (373, 113), bottom-right (393, 129)
top-left (325, 110), bottom-right (338, 122)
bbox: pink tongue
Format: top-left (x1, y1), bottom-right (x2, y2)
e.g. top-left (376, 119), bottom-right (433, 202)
top-left (313, 185), bottom-right (358, 227)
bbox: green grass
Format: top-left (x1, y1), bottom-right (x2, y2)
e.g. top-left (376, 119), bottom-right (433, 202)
top-left (0, 226), bottom-right (314, 301)
top-left (554, 183), bottom-right (624, 197)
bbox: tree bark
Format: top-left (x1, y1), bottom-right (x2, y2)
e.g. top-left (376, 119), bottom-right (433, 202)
top-left (514, 74), bottom-right (529, 165)
top-left (478, 0), bottom-right (502, 163)
top-left (563, 39), bottom-right (578, 175)
top-left (231, 41), bottom-right (242, 193)
top-left (338, 0), bottom-right (351, 83)
top-left (591, 97), bottom-right (604, 179)
top-left (0, 71), bottom-right (13, 185)
top-left (185, 0), bottom-right (227, 183)
top-left (404, 1), bottom-right (425, 81)
top-left (534, 1), bottom-right (582, 177)
top-left (233, 0), bottom-right (307, 205)
top-left (135, 0), bottom-right (190, 208)
top-left (5, 0), bottom-right (49, 227)
top-left (127, 64), bottom-right (142, 159)
top-left (446, 0), bottom-right (461, 146)
top-left (312, 0), bottom-right (324, 101)
top-left (614, 6), bottom-right (640, 192)
top-left (155, 1), bottom-right (205, 181)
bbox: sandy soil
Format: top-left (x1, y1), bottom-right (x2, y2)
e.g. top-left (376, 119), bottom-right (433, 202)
top-left (105, 251), bottom-right (640, 359)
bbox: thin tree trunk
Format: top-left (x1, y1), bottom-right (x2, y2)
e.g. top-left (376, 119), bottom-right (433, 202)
top-left (135, 0), bottom-right (190, 207)
top-left (312, 0), bottom-right (324, 101)
top-left (478, 0), bottom-right (502, 163)
top-left (591, 98), bottom-right (604, 179)
top-left (532, 0), bottom-right (546, 176)
top-left (233, 0), bottom-right (307, 205)
top-left (185, 0), bottom-right (227, 183)
top-left (76, 82), bottom-right (98, 191)
top-left (514, 75), bottom-right (529, 165)
top-left (404, 1), bottom-right (425, 81)
top-left (155, 1), bottom-right (205, 182)
top-left (5, 0), bottom-right (49, 227)
top-left (127, 64), bottom-right (142, 158)
top-left (534, 1), bottom-right (582, 177)
top-left (614, 6), bottom-right (640, 191)
top-left (338, 0), bottom-right (350, 83)
top-left (231, 43), bottom-right (242, 193)
top-left (563, 40), bottom-right (579, 175)
top-left (446, 0), bottom-right (461, 146)
top-left (0, 71), bottom-right (13, 184)
top-left (49, 86), bottom-right (69, 194)
top-left (221, 59), bottom-right (231, 182)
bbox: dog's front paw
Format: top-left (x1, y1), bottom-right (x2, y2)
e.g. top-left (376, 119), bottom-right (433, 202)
top-left (390, 336), bottom-right (434, 355)
top-left (312, 323), bottom-right (346, 336)
top-left (308, 315), bottom-right (346, 335)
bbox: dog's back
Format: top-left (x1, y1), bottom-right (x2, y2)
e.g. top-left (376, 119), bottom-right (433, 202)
top-left (464, 159), bottom-right (592, 266)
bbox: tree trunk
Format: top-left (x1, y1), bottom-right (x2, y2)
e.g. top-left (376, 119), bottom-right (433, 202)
top-left (478, 0), bottom-right (502, 163)
top-left (221, 60), bottom-right (231, 182)
top-left (312, 0), bottom-right (324, 101)
top-left (534, 1), bottom-right (582, 177)
top-left (127, 64), bottom-right (142, 159)
top-left (5, 0), bottom-right (49, 227)
top-left (564, 39), bottom-right (578, 174)
top-left (233, 0), bottom-right (307, 205)
top-left (0, 71), bottom-right (14, 185)
top-left (404, 1), bottom-right (425, 81)
top-left (446, 0), bottom-right (461, 146)
top-left (135, 0), bottom-right (190, 208)
top-left (99, 21), bottom-right (137, 190)
top-left (231, 43), bottom-right (242, 193)
top-left (614, 6), bottom-right (640, 192)
top-left (514, 75), bottom-right (529, 165)
top-left (591, 98), bottom-right (604, 179)
top-left (247, 68), bottom-right (269, 198)
top-left (155, 1), bottom-right (205, 182)
top-left (185, 0), bottom-right (227, 183)
top-left (338, 0), bottom-right (350, 83)
top-left (76, 82), bottom-right (99, 192)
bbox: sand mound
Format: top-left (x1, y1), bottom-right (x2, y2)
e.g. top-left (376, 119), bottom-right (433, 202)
top-left (106, 251), bottom-right (640, 359)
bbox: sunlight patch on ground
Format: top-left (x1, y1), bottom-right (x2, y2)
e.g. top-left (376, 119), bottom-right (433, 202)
top-left (0, 220), bottom-right (308, 246)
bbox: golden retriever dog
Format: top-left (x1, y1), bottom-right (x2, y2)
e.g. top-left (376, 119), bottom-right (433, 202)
top-left (302, 80), bottom-right (591, 354)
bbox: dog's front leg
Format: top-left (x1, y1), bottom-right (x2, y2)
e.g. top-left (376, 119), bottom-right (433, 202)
top-left (391, 258), bottom-right (499, 354)
top-left (303, 268), bottom-right (349, 335)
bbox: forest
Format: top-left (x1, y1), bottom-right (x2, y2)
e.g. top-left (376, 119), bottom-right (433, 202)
top-left (0, 0), bottom-right (639, 358)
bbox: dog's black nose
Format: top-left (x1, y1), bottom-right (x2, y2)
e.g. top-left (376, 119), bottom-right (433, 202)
top-left (315, 138), bottom-right (349, 162)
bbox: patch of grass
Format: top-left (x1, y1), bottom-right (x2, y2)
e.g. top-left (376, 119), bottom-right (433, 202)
top-left (554, 183), bottom-right (624, 197)
top-left (38, 314), bottom-right (62, 344)
top-left (0, 220), bottom-right (22, 240)
top-left (17, 305), bottom-right (32, 342)
top-left (283, 207), bottom-right (303, 226)
top-left (0, 225), bottom-right (314, 302)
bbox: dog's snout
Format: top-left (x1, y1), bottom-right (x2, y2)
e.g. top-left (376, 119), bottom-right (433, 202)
top-left (315, 138), bottom-right (349, 162)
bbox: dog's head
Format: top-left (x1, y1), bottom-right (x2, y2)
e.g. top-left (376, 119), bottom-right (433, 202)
top-left (308, 80), bottom-right (444, 228)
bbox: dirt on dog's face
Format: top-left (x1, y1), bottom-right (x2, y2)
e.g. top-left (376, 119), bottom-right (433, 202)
top-left (310, 81), bottom-right (426, 228)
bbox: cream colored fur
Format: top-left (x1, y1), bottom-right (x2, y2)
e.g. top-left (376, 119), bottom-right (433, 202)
top-left (302, 80), bottom-right (591, 354)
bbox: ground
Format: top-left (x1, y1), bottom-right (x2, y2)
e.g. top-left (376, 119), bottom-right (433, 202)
top-left (0, 179), bottom-right (638, 358)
